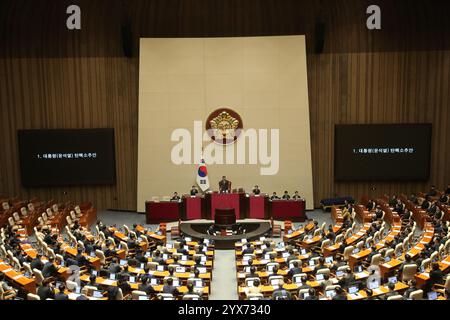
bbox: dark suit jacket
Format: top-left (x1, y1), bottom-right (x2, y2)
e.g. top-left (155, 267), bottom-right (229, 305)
top-left (219, 180), bottom-right (231, 192)
top-left (138, 283), bottom-right (155, 295)
top-left (162, 284), bottom-right (179, 295)
top-left (55, 292), bottom-right (69, 300)
top-left (42, 262), bottom-right (58, 278)
top-left (31, 258), bottom-right (44, 271)
top-left (37, 286), bottom-right (55, 300)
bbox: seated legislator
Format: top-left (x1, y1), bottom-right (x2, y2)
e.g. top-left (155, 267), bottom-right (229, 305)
top-left (219, 176), bottom-right (231, 193)
top-left (426, 185), bottom-right (438, 197)
top-left (282, 191), bottom-right (291, 200)
top-left (171, 192), bottom-right (181, 201)
top-left (190, 186), bottom-right (199, 196)
top-left (270, 192), bottom-right (280, 200)
top-left (292, 191), bottom-right (302, 200)
top-left (252, 185), bottom-right (261, 195)
top-left (445, 184), bottom-right (450, 194)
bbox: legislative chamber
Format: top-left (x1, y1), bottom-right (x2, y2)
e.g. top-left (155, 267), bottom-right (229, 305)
top-left (0, 1), bottom-right (449, 315)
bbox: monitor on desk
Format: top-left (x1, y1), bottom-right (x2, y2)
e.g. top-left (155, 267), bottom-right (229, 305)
top-left (427, 291), bottom-right (438, 300)
top-left (349, 286), bottom-right (359, 294)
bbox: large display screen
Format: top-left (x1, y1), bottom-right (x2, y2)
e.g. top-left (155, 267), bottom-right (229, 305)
top-left (18, 129), bottom-right (116, 187)
top-left (334, 124), bottom-right (432, 181)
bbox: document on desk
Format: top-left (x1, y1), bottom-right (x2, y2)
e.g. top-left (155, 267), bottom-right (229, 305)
top-left (102, 279), bottom-right (116, 286)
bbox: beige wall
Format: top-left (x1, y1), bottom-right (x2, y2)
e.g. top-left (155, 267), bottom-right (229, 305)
top-left (137, 36), bottom-right (314, 212)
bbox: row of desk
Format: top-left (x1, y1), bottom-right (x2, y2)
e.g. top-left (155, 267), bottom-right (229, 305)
top-left (145, 193), bottom-right (306, 223)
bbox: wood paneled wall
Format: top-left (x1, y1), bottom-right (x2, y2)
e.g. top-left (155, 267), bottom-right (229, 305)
top-left (0, 0), bottom-right (449, 210)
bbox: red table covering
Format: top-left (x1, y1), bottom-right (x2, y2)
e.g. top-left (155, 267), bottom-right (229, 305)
top-left (248, 195), bottom-right (266, 219)
top-left (211, 193), bottom-right (241, 219)
top-left (185, 197), bottom-right (202, 220)
top-left (145, 201), bottom-right (180, 223)
top-left (270, 200), bottom-right (306, 221)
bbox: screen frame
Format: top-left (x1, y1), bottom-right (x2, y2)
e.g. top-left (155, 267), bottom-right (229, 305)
top-left (17, 128), bottom-right (117, 187)
top-left (334, 123), bottom-right (432, 182)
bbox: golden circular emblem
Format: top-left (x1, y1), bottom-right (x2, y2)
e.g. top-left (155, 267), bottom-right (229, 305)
top-left (206, 108), bottom-right (243, 145)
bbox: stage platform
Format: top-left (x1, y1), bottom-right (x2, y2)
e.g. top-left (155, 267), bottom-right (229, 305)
top-left (179, 221), bottom-right (271, 249)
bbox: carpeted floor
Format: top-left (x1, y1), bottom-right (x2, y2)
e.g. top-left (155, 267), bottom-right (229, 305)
top-left (96, 209), bottom-right (334, 300)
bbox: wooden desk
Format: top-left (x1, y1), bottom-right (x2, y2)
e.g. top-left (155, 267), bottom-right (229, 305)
top-left (0, 260), bottom-right (36, 294)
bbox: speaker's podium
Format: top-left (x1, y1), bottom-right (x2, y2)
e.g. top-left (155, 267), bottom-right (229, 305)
top-left (214, 208), bottom-right (236, 227)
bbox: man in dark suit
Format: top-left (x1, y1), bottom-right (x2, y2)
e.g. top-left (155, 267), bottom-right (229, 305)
top-left (108, 257), bottom-right (122, 275)
top-left (332, 286), bottom-right (348, 300)
top-left (42, 257), bottom-right (59, 279)
top-left (55, 284), bottom-right (69, 300)
top-left (138, 276), bottom-right (155, 295)
top-left (31, 254), bottom-right (45, 271)
top-left (219, 176), bottom-right (231, 193)
top-left (75, 249), bottom-right (89, 267)
top-left (152, 250), bottom-right (164, 265)
top-left (162, 278), bottom-right (179, 295)
top-left (171, 192), bottom-right (181, 201)
top-left (304, 288), bottom-right (318, 300)
top-left (270, 192), bottom-right (280, 200)
top-left (292, 191), bottom-right (302, 200)
top-left (287, 261), bottom-right (302, 278)
top-left (282, 191), bottom-right (291, 200)
top-left (190, 186), bottom-right (199, 196)
top-left (37, 279), bottom-right (55, 300)
top-left (427, 185), bottom-right (438, 197)
top-left (252, 185), bottom-right (261, 195)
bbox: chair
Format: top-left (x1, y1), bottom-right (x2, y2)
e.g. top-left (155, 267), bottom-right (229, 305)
top-left (8, 217), bottom-right (15, 227)
top-left (12, 212), bottom-right (23, 225)
top-left (116, 288), bottom-right (124, 300)
top-left (123, 225), bottom-right (130, 236)
top-left (245, 277), bottom-right (260, 287)
top-left (157, 293), bottom-right (174, 300)
top-left (356, 241), bottom-right (364, 251)
top-left (420, 258), bottom-right (431, 270)
top-left (66, 216), bottom-right (74, 229)
top-left (95, 249), bottom-right (106, 265)
top-left (384, 249), bottom-right (394, 260)
top-left (433, 277), bottom-right (450, 294)
top-left (66, 280), bottom-right (79, 291)
top-left (430, 251), bottom-right (439, 263)
top-left (27, 293), bottom-right (41, 300)
top-left (147, 262), bottom-right (159, 271)
top-left (132, 290), bottom-right (147, 300)
top-left (370, 254), bottom-right (382, 266)
top-left (2, 202), bottom-right (10, 210)
top-left (82, 285), bottom-right (98, 296)
top-left (321, 239), bottom-right (331, 251)
top-left (409, 289), bottom-right (423, 300)
top-left (335, 234), bottom-right (344, 244)
top-left (387, 295), bottom-right (404, 300)
top-left (182, 294), bottom-right (201, 300)
top-left (401, 264), bottom-right (417, 282)
top-left (0, 283), bottom-right (16, 300)
top-left (33, 268), bottom-right (45, 286)
top-left (316, 268), bottom-right (331, 277)
top-left (246, 293), bottom-right (264, 300)
top-left (343, 246), bottom-right (354, 261)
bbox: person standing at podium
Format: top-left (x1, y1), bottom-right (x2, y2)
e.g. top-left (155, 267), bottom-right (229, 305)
top-left (190, 186), bottom-right (199, 196)
top-left (252, 185), bottom-right (261, 195)
top-left (219, 176), bottom-right (231, 193)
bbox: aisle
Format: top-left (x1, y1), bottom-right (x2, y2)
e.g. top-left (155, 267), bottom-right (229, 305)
top-left (208, 250), bottom-right (238, 300)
